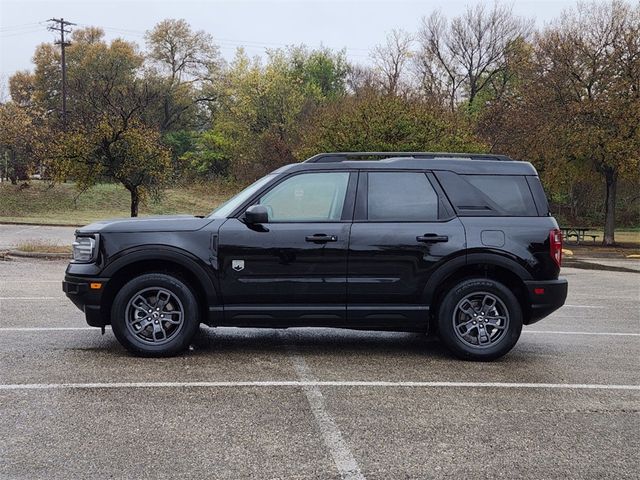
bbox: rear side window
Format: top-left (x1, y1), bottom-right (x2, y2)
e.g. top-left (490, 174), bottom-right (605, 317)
top-left (367, 172), bottom-right (438, 221)
top-left (462, 175), bottom-right (536, 216)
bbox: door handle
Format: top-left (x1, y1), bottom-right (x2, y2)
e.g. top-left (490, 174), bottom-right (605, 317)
top-left (417, 234), bottom-right (449, 243)
top-left (305, 234), bottom-right (337, 243)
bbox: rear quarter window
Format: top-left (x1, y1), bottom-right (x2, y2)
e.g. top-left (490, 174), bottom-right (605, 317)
top-left (463, 175), bottom-right (537, 216)
top-left (434, 171), bottom-right (539, 216)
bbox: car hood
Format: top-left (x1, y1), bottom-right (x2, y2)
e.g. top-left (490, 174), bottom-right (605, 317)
top-left (76, 215), bottom-right (215, 234)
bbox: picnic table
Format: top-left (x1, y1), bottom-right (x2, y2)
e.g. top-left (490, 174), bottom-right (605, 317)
top-left (560, 227), bottom-right (599, 244)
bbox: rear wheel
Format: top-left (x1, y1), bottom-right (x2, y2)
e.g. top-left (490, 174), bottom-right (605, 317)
top-left (111, 273), bottom-right (200, 356)
top-left (437, 278), bottom-right (522, 361)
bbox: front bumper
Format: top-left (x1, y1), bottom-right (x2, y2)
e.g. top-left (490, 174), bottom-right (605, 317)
top-left (524, 277), bottom-right (568, 324)
top-left (63, 275), bottom-right (110, 327)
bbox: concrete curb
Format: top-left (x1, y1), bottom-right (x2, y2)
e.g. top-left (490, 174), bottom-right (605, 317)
top-left (7, 250), bottom-right (72, 260)
top-left (563, 258), bottom-right (640, 274)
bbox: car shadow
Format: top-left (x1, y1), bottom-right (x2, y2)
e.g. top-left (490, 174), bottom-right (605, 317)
top-left (190, 326), bottom-right (452, 359)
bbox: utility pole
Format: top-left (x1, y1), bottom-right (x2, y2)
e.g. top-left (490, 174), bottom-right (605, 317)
top-left (47, 18), bottom-right (76, 130)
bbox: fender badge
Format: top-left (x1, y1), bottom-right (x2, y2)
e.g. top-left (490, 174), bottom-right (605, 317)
top-left (232, 260), bottom-right (245, 272)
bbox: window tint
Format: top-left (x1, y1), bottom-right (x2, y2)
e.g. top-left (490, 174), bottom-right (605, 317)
top-left (463, 175), bottom-right (536, 216)
top-left (367, 172), bottom-right (438, 221)
top-left (259, 172), bottom-right (349, 221)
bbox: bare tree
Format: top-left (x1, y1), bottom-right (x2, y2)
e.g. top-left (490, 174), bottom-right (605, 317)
top-left (0, 73), bottom-right (9, 103)
top-left (415, 3), bottom-right (532, 111)
top-left (371, 29), bottom-right (413, 95)
top-left (346, 64), bottom-right (378, 96)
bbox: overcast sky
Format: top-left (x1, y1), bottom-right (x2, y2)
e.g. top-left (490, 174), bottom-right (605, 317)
top-left (0, 0), bottom-right (603, 89)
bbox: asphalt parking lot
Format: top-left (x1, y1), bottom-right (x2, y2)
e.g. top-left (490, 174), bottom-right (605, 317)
top-left (0, 257), bottom-right (638, 479)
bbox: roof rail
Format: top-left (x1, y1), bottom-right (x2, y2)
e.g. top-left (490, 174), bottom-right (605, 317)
top-left (304, 152), bottom-right (513, 163)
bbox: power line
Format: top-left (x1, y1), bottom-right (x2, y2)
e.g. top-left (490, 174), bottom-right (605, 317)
top-left (47, 17), bottom-right (76, 130)
top-left (0, 27), bottom-right (45, 38)
top-left (0, 20), bottom-right (373, 82)
top-left (0, 22), bottom-right (42, 32)
top-left (78, 23), bottom-right (372, 57)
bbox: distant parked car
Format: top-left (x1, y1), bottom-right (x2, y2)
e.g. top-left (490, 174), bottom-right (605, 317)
top-left (63, 152), bottom-right (567, 360)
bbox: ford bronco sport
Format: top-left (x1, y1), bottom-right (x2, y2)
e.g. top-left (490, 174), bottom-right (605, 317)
top-left (63, 152), bottom-right (568, 360)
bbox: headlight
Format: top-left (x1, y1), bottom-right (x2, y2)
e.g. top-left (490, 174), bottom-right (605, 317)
top-left (72, 236), bottom-right (96, 262)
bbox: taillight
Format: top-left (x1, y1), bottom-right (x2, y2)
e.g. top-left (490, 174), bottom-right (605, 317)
top-left (550, 228), bottom-right (563, 267)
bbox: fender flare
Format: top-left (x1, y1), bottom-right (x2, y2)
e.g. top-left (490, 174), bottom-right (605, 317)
top-left (423, 252), bottom-right (532, 304)
top-left (102, 245), bottom-right (218, 303)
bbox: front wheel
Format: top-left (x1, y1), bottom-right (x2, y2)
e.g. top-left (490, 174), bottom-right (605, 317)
top-left (437, 278), bottom-right (522, 361)
top-left (111, 273), bottom-right (200, 356)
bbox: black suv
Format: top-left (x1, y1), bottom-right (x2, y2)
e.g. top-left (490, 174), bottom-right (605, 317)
top-left (63, 152), bottom-right (568, 360)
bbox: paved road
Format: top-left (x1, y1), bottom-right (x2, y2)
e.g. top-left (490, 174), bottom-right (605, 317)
top-left (0, 258), bottom-right (638, 479)
top-left (0, 224), bottom-right (76, 250)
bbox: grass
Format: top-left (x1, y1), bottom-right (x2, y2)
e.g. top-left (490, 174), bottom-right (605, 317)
top-left (0, 180), bottom-right (237, 226)
top-left (577, 229), bottom-right (639, 243)
top-left (14, 240), bottom-right (72, 254)
top-left (563, 230), bottom-right (639, 247)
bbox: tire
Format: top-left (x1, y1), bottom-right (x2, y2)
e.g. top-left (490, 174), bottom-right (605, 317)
top-left (111, 273), bottom-right (200, 356)
top-left (437, 278), bottom-right (522, 361)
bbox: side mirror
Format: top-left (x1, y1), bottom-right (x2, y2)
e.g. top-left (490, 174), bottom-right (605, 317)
top-left (244, 205), bottom-right (269, 224)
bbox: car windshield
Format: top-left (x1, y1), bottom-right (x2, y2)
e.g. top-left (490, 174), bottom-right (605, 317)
top-left (208, 174), bottom-right (276, 218)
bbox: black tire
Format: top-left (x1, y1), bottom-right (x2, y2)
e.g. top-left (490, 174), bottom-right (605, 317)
top-left (111, 273), bottom-right (200, 356)
top-left (437, 278), bottom-right (522, 361)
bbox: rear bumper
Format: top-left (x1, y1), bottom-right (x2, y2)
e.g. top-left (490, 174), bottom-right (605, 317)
top-left (524, 277), bottom-right (568, 324)
top-left (62, 275), bottom-right (109, 327)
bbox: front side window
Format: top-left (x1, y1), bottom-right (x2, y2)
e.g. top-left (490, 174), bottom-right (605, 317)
top-left (259, 172), bottom-right (350, 222)
top-left (209, 174), bottom-right (275, 218)
top-left (367, 172), bottom-right (438, 221)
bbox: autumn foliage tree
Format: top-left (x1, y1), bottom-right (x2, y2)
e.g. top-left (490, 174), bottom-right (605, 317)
top-left (299, 90), bottom-right (485, 155)
top-left (478, 1), bottom-right (639, 245)
top-left (45, 29), bottom-right (171, 216)
top-left (54, 121), bottom-right (171, 217)
top-left (213, 47), bottom-right (349, 180)
top-left (0, 103), bottom-right (34, 183)
top-left (533, 1), bottom-right (639, 244)
top-left (144, 19), bottom-right (222, 133)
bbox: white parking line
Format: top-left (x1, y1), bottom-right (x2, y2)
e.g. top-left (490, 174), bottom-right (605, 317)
top-left (10, 225), bottom-right (40, 236)
top-left (0, 280), bottom-right (60, 284)
top-left (0, 297), bottom-right (58, 300)
top-left (525, 330), bottom-right (639, 336)
top-left (562, 305), bottom-right (606, 308)
top-left (0, 327), bottom-right (100, 331)
top-left (0, 381), bottom-right (638, 391)
top-left (288, 346), bottom-right (365, 480)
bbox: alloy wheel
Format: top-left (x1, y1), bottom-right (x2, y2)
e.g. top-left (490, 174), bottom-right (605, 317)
top-left (452, 291), bottom-right (510, 348)
top-left (125, 287), bottom-right (185, 345)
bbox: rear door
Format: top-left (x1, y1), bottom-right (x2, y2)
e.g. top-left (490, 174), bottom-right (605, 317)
top-left (347, 170), bottom-right (466, 327)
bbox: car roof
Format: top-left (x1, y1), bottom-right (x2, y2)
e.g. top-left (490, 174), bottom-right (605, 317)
top-left (273, 155), bottom-right (538, 176)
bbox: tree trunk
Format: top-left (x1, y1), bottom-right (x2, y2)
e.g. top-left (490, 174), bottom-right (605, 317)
top-left (602, 167), bottom-right (617, 246)
top-left (130, 187), bottom-right (139, 217)
top-left (9, 150), bottom-right (17, 185)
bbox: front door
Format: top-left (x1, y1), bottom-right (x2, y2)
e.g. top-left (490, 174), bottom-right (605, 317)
top-left (218, 171), bottom-right (355, 325)
top-left (347, 171), bottom-right (466, 327)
